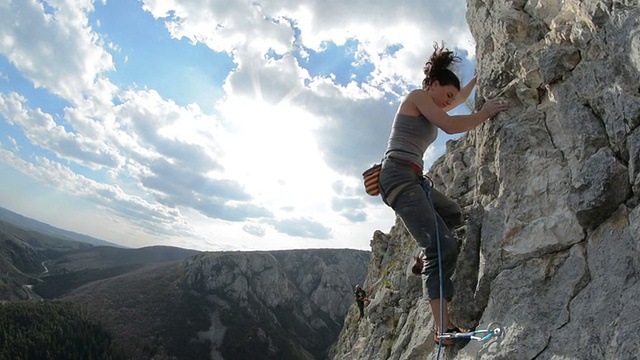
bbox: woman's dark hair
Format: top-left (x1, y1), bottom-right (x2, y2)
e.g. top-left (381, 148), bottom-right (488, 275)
top-left (422, 42), bottom-right (461, 90)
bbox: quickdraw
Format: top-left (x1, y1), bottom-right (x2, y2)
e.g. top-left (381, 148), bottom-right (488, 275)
top-left (437, 322), bottom-right (505, 343)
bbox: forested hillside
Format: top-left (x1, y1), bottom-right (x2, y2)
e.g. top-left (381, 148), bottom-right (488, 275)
top-left (0, 301), bottom-right (125, 360)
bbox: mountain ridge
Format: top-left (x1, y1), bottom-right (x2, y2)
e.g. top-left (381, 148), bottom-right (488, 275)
top-left (0, 206), bottom-right (125, 248)
top-left (0, 206), bottom-right (371, 359)
top-left (60, 248), bottom-right (369, 359)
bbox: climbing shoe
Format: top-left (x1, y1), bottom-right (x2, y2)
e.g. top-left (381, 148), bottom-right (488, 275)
top-left (434, 326), bottom-right (469, 346)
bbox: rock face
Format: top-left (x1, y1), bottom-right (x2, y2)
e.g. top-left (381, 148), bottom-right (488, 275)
top-left (331, 1), bottom-right (640, 359)
top-left (59, 248), bottom-right (369, 359)
top-left (184, 249), bottom-right (370, 360)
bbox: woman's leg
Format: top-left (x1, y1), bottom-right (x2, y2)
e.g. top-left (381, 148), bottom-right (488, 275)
top-left (430, 298), bottom-right (452, 339)
top-left (380, 163), bottom-right (459, 335)
top-left (430, 186), bottom-right (463, 230)
top-left (392, 181), bottom-right (459, 301)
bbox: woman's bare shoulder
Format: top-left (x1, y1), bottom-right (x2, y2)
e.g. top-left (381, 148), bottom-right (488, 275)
top-left (407, 88), bottom-right (426, 97)
top-left (399, 89), bottom-right (430, 116)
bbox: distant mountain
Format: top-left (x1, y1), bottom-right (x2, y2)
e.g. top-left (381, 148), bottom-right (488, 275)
top-left (61, 249), bottom-right (370, 360)
top-left (0, 217), bottom-right (95, 300)
top-left (0, 205), bottom-right (372, 359)
top-left (34, 245), bottom-right (200, 298)
top-left (45, 245), bottom-right (201, 272)
top-left (0, 206), bottom-right (199, 301)
top-left (0, 206), bottom-right (124, 248)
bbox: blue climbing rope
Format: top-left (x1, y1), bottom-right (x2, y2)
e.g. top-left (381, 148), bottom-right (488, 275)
top-left (421, 177), bottom-right (445, 359)
top-left (422, 177), bottom-right (504, 360)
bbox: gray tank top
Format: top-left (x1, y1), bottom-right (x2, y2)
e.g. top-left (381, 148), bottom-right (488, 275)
top-left (385, 113), bottom-right (438, 171)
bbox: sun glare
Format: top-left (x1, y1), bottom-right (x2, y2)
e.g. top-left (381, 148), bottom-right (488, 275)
top-left (217, 97), bottom-right (334, 215)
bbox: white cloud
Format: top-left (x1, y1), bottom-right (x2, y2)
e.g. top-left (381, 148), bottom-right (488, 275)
top-left (0, 92), bottom-right (124, 169)
top-left (269, 216), bottom-right (332, 240)
top-left (0, 147), bottom-right (198, 238)
top-left (0, 0), bottom-right (475, 250)
top-left (242, 223), bottom-right (266, 237)
top-left (141, 0), bottom-right (473, 92)
top-left (0, 0), bottom-right (114, 102)
top-left (6, 136), bottom-right (19, 151)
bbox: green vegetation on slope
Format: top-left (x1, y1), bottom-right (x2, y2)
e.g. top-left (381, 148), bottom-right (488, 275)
top-left (0, 301), bottom-right (125, 360)
top-left (33, 264), bottom-right (145, 298)
top-left (62, 262), bottom-right (212, 360)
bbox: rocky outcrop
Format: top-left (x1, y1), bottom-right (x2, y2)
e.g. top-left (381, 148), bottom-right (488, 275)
top-left (184, 249), bottom-right (370, 360)
top-left (59, 248), bottom-right (369, 359)
top-left (331, 1), bottom-right (640, 359)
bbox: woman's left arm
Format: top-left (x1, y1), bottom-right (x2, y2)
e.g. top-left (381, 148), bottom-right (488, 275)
top-left (443, 75), bottom-right (476, 112)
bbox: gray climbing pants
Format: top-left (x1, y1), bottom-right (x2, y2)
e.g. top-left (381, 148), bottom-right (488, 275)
top-left (379, 157), bottom-right (462, 300)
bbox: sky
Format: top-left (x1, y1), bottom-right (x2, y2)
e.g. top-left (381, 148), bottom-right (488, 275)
top-left (0, 0), bottom-right (477, 252)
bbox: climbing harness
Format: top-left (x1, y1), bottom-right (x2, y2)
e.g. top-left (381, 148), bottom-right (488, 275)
top-left (422, 178), bottom-right (504, 360)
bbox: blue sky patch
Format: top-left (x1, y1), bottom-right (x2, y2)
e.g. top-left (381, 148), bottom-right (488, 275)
top-left (90, 1), bottom-right (235, 113)
top-left (297, 39), bottom-right (374, 86)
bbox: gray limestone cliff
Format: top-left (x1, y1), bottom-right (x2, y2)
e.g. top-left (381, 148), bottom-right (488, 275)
top-left (54, 248), bottom-right (369, 359)
top-left (183, 249), bottom-right (370, 359)
top-left (330, 1), bottom-right (640, 359)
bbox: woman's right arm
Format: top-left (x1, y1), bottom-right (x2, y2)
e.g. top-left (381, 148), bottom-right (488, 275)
top-left (410, 91), bottom-right (508, 134)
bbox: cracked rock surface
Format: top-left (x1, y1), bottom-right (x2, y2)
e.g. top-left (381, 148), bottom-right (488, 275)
top-left (331, 1), bottom-right (640, 359)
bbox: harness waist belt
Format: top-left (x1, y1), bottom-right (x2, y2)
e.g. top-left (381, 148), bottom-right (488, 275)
top-left (387, 156), bottom-right (422, 175)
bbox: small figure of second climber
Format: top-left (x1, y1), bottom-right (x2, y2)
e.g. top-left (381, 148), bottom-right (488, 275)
top-left (354, 285), bottom-right (367, 320)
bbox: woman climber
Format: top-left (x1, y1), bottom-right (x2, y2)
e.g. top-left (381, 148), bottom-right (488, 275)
top-left (378, 42), bottom-right (508, 346)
